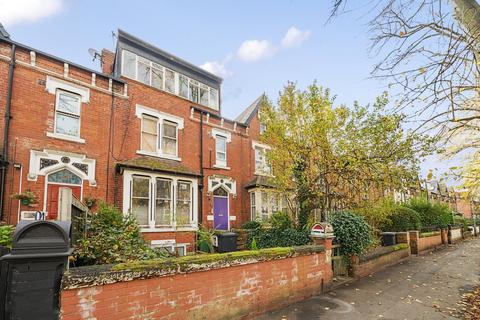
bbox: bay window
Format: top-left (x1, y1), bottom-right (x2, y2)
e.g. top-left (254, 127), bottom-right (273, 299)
top-left (250, 190), bottom-right (289, 221)
top-left (176, 181), bottom-right (192, 226)
top-left (131, 176), bottom-right (150, 227)
top-left (125, 172), bottom-right (197, 230)
top-left (155, 178), bottom-right (172, 226)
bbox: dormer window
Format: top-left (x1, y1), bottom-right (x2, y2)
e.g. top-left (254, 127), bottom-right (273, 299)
top-left (121, 50), bottom-right (220, 110)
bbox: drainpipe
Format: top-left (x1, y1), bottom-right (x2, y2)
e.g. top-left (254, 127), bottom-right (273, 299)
top-left (198, 111), bottom-right (204, 225)
top-left (0, 43), bottom-right (16, 221)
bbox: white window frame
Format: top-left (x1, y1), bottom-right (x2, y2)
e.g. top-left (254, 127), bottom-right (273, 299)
top-left (53, 90), bottom-right (82, 139)
top-left (252, 141), bottom-right (272, 176)
top-left (121, 50), bottom-right (220, 110)
top-left (212, 128), bottom-right (231, 169)
top-left (215, 135), bottom-right (227, 167)
top-left (249, 189), bottom-right (288, 221)
top-left (150, 240), bottom-right (187, 256)
top-left (136, 105), bottom-right (184, 161)
top-left (123, 169), bottom-right (198, 232)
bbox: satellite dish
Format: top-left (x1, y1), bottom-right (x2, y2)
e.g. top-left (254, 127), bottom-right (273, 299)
top-left (88, 48), bottom-right (101, 62)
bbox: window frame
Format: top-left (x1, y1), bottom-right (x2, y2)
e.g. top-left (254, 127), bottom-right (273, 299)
top-left (54, 89), bottom-right (82, 139)
top-left (130, 175), bottom-right (151, 228)
top-left (161, 120), bottom-right (179, 157)
top-left (154, 177), bottom-right (173, 227)
top-left (140, 114), bottom-right (159, 153)
top-left (137, 106), bottom-right (183, 161)
top-left (125, 171), bottom-right (198, 231)
top-left (215, 134), bottom-right (227, 167)
top-left (121, 50), bottom-right (220, 110)
top-left (253, 141), bottom-right (272, 176)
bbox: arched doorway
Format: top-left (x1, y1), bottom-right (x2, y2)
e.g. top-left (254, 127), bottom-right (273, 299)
top-left (45, 168), bottom-right (82, 220)
top-left (213, 186), bottom-right (229, 230)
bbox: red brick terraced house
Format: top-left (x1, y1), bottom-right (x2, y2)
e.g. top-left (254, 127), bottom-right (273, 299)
top-left (0, 27), bottom-right (287, 254)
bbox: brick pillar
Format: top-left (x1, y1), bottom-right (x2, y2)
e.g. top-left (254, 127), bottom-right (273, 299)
top-left (311, 236), bottom-right (334, 264)
top-left (441, 228), bottom-right (448, 245)
top-left (396, 232), bottom-right (410, 244)
top-left (409, 231), bottom-right (419, 254)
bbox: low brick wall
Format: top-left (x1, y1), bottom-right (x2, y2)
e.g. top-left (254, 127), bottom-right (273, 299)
top-left (409, 231), bottom-right (444, 254)
top-left (351, 245), bottom-right (410, 279)
top-left (61, 246), bottom-right (332, 320)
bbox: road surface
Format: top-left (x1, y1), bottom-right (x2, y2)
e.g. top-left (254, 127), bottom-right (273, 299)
top-left (257, 238), bottom-right (480, 319)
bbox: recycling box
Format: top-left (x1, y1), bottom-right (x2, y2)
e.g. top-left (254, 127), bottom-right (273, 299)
top-left (0, 221), bottom-right (73, 320)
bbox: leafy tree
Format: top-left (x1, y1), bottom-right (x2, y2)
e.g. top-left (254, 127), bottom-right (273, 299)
top-left (260, 83), bottom-right (431, 228)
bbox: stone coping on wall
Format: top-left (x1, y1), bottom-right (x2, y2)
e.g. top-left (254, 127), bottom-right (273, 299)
top-left (359, 244), bottom-right (409, 263)
top-left (63, 245), bottom-right (325, 290)
top-left (419, 231), bottom-right (441, 238)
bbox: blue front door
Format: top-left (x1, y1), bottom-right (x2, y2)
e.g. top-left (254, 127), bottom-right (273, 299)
top-left (213, 196), bottom-right (228, 230)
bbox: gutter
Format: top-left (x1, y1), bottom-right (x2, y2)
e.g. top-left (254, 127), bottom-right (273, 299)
top-left (0, 43), bottom-right (16, 221)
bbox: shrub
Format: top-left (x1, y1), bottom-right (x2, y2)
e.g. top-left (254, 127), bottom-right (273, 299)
top-left (197, 226), bottom-right (215, 253)
top-left (453, 216), bottom-right (472, 232)
top-left (331, 211), bottom-right (372, 259)
top-left (268, 211), bottom-right (293, 230)
top-left (74, 203), bottom-right (165, 266)
top-left (381, 206), bottom-right (421, 232)
top-left (353, 200), bottom-right (395, 232)
top-left (0, 225), bottom-right (14, 248)
top-left (246, 227), bottom-right (310, 249)
top-left (405, 197), bottom-right (453, 229)
top-left (242, 220), bottom-right (262, 230)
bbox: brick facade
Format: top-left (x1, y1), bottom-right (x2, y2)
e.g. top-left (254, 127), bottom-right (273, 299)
top-left (0, 31), bottom-right (266, 252)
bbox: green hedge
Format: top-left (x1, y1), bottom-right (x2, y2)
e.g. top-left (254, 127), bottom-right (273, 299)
top-left (381, 206), bottom-right (421, 232)
top-left (246, 227), bottom-right (311, 249)
top-left (405, 197), bottom-right (453, 229)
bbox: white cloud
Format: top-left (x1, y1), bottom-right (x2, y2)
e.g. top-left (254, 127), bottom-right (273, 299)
top-left (200, 60), bottom-right (232, 78)
top-left (0, 0), bottom-right (64, 27)
top-left (237, 40), bottom-right (275, 62)
top-left (281, 26), bottom-right (312, 48)
top-left (200, 54), bottom-right (233, 78)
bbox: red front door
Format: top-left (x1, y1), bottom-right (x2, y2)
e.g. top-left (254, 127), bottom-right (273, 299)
top-left (46, 184), bottom-right (81, 220)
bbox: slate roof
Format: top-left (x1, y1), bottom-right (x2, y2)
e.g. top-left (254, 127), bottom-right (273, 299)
top-left (116, 157), bottom-right (200, 177)
top-left (0, 23), bottom-right (10, 39)
top-left (244, 175), bottom-right (276, 189)
top-left (234, 94), bottom-right (266, 125)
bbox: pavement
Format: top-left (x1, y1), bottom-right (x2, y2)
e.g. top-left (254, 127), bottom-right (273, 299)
top-left (256, 238), bottom-right (480, 320)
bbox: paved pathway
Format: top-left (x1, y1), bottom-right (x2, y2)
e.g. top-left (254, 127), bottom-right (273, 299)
top-left (257, 238), bottom-right (480, 320)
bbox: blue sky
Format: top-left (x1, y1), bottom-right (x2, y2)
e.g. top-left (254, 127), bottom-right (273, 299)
top-left (1, 0), bottom-right (450, 177)
top-left (1, 1), bottom-right (382, 118)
